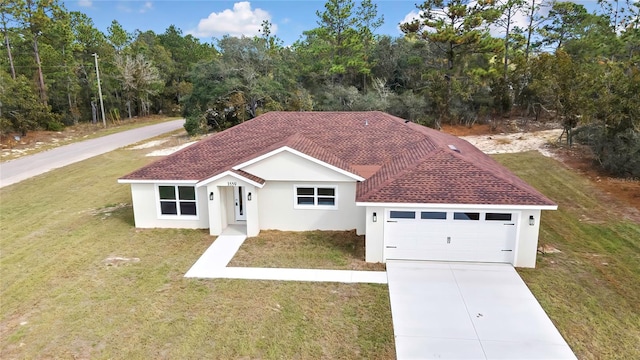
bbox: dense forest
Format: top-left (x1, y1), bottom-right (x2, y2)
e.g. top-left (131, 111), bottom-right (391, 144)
top-left (1, 0), bottom-right (639, 177)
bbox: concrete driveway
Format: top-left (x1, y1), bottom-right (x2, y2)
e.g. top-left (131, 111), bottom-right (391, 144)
top-left (386, 261), bottom-right (576, 360)
top-left (0, 119), bottom-right (184, 188)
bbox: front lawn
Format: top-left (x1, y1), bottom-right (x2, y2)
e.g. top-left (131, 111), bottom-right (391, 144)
top-left (0, 147), bottom-right (394, 359)
top-left (228, 230), bottom-right (386, 271)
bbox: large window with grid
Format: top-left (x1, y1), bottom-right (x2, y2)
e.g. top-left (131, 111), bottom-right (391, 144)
top-left (294, 185), bottom-right (337, 209)
top-left (158, 185), bottom-right (197, 216)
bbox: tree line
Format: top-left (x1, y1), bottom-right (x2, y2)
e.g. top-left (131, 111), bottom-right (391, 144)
top-left (1, 0), bottom-right (639, 177)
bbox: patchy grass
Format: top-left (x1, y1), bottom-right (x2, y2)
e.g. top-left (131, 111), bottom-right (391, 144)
top-left (495, 151), bottom-right (640, 360)
top-left (229, 230), bottom-right (386, 271)
top-left (0, 147), bottom-right (394, 359)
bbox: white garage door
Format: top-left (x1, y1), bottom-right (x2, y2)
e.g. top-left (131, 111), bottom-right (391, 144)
top-left (384, 210), bottom-right (517, 263)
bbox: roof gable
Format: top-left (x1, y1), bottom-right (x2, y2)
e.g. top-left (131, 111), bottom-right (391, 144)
top-left (236, 146), bottom-right (363, 182)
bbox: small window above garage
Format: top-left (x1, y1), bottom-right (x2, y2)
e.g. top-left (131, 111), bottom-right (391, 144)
top-left (421, 211), bottom-right (447, 220)
top-left (485, 213), bottom-right (512, 221)
top-left (390, 211), bottom-right (416, 219)
top-left (454, 212), bottom-right (480, 220)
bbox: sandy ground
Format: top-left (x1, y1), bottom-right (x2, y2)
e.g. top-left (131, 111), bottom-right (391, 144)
top-left (460, 129), bottom-right (564, 157)
top-left (145, 142), bottom-right (197, 156)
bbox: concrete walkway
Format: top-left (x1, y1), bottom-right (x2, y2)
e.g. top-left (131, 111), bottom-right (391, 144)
top-left (1, 119), bottom-right (184, 188)
top-left (184, 226), bottom-right (387, 284)
top-left (386, 260), bottom-right (576, 360)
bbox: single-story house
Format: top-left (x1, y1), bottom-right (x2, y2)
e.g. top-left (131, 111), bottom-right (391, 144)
top-left (119, 111), bottom-right (556, 267)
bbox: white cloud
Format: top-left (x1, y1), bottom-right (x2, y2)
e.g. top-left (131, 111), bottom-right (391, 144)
top-left (189, 2), bottom-right (277, 38)
top-left (139, 1), bottom-right (153, 13)
top-left (78, 0), bottom-right (93, 7)
top-left (400, 10), bottom-right (421, 28)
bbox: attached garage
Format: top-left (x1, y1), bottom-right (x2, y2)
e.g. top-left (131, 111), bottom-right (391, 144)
top-left (383, 209), bottom-right (518, 264)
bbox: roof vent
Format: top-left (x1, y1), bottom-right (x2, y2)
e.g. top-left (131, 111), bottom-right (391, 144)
top-left (365, 119), bottom-right (369, 126)
top-left (448, 144), bottom-right (461, 153)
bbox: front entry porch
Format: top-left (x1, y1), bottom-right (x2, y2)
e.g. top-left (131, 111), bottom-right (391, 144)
top-left (203, 176), bottom-right (260, 237)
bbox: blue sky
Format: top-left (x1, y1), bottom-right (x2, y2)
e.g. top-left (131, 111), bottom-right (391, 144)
top-left (61, 0), bottom-right (422, 45)
top-left (61, 1), bottom-right (603, 46)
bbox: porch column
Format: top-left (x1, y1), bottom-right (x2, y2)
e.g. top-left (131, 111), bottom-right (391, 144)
top-left (207, 184), bottom-right (222, 235)
top-left (246, 185), bottom-right (259, 236)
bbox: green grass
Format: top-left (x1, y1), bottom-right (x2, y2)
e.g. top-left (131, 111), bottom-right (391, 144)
top-left (494, 151), bottom-right (640, 360)
top-left (0, 147), bottom-right (394, 359)
top-left (229, 230), bottom-right (386, 271)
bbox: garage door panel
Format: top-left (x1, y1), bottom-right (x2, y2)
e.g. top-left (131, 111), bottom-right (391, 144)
top-left (384, 210), bottom-right (517, 264)
top-left (386, 248), bottom-right (450, 261)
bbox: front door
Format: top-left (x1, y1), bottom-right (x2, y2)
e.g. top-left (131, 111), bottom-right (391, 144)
top-left (234, 186), bottom-right (246, 221)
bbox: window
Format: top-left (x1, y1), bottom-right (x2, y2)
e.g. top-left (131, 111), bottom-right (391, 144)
top-left (485, 213), bottom-right (512, 221)
top-left (454, 212), bottom-right (480, 220)
top-left (421, 211), bottom-right (447, 220)
top-left (389, 211), bottom-right (416, 219)
top-left (158, 185), bottom-right (197, 216)
top-left (295, 186), bottom-right (336, 208)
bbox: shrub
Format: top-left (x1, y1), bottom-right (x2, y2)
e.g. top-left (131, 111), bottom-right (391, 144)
top-left (46, 119), bottom-right (65, 132)
top-left (575, 125), bottom-right (640, 178)
top-left (184, 113), bottom-right (207, 136)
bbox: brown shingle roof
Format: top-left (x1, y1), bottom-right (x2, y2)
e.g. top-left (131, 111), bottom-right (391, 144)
top-left (120, 111), bottom-right (555, 206)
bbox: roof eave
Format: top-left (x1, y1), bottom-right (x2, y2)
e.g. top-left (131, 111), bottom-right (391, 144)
top-left (355, 202), bottom-right (558, 211)
top-left (117, 179), bottom-right (198, 185)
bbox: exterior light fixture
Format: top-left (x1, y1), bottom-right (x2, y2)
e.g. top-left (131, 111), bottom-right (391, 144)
top-left (247, 192), bottom-right (252, 201)
top-left (209, 192), bottom-right (214, 201)
top-left (529, 215), bottom-right (535, 226)
top-left (373, 212), bottom-right (377, 222)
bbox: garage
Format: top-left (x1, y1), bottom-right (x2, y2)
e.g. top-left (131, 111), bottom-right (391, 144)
top-left (384, 209), bottom-right (517, 263)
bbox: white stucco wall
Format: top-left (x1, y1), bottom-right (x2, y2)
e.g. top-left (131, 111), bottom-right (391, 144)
top-left (238, 148), bottom-right (365, 233)
top-left (129, 183), bottom-right (209, 229)
top-left (258, 181), bottom-right (364, 232)
top-left (514, 209), bottom-right (542, 268)
top-left (364, 206), bottom-right (385, 263)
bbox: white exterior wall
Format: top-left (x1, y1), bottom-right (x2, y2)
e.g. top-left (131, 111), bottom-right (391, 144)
top-left (129, 183), bottom-right (209, 229)
top-left (514, 209), bottom-right (542, 268)
top-left (258, 181), bottom-right (364, 232)
top-left (240, 148), bottom-right (364, 233)
top-left (364, 206), bottom-right (385, 263)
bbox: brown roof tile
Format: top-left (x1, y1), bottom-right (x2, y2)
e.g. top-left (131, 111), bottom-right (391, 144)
top-left (120, 111), bottom-right (555, 206)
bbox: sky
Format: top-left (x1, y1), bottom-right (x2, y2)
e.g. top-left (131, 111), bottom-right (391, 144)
top-left (61, 0), bottom-right (603, 46)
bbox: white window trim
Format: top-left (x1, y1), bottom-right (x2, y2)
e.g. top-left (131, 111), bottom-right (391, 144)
top-left (293, 184), bottom-right (338, 210)
top-left (156, 184), bottom-right (199, 219)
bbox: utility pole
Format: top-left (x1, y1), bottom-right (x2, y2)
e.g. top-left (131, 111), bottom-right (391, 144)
top-left (93, 53), bottom-right (107, 128)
